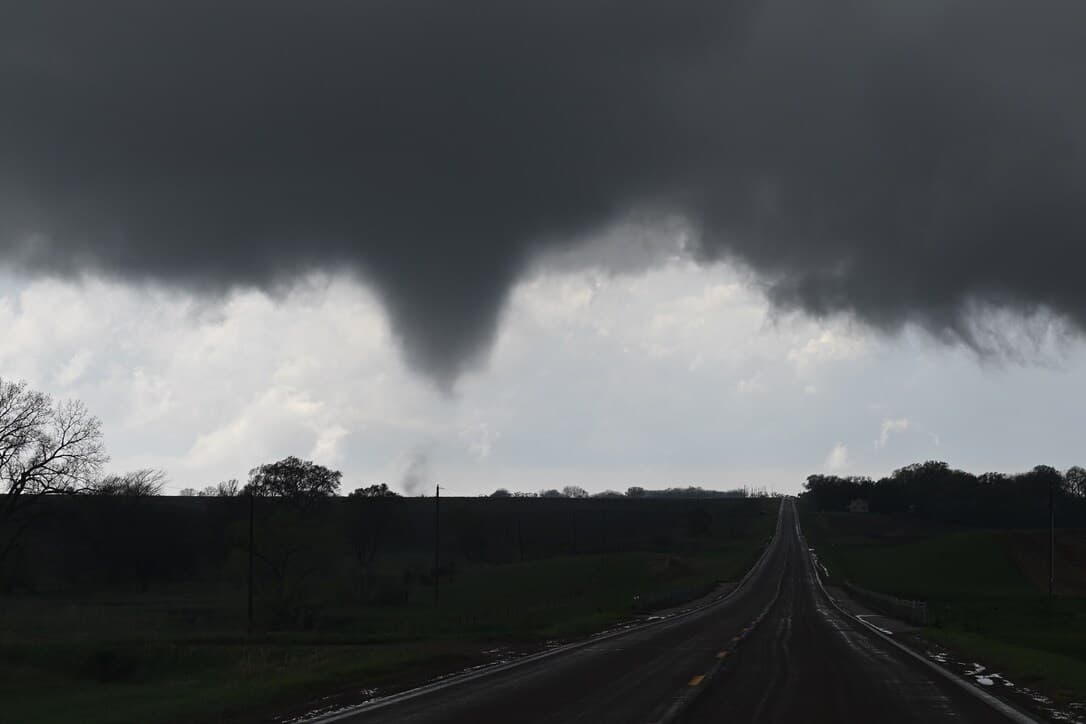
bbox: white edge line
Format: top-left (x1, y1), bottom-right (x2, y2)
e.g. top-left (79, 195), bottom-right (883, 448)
top-left (305, 498), bottom-right (788, 724)
top-left (796, 505), bottom-right (1042, 724)
top-left (854, 615), bottom-right (894, 636)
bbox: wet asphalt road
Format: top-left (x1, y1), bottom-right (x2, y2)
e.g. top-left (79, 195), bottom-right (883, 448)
top-left (328, 500), bottom-right (1027, 724)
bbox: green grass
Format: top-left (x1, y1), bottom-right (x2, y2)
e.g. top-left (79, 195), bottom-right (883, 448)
top-left (1, 502), bottom-right (778, 723)
top-left (823, 530), bottom-right (1034, 599)
top-left (924, 629), bottom-right (1086, 702)
top-left (347, 544), bottom-right (769, 643)
top-left (802, 510), bottom-right (1086, 703)
top-left (0, 639), bottom-right (472, 724)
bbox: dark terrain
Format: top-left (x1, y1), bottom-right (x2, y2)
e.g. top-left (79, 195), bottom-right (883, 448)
top-left (329, 500), bottom-right (1026, 724)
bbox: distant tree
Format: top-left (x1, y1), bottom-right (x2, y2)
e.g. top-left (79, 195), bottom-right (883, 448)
top-left (247, 456), bottom-right (341, 505)
top-left (241, 458), bottom-right (341, 623)
top-left (803, 474), bottom-right (870, 512)
top-left (1067, 466), bottom-right (1086, 498)
top-left (1030, 465), bottom-right (1062, 482)
top-left (179, 487), bottom-right (198, 496)
top-left (513, 491), bottom-right (538, 498)
top-left (201, 479), bottom-right (240, 497)
top-left (626, 486), bottom-right (645, 498)
top-left (1019, 465), bottom-right (1065, 497)
top-left (562, 485), bottom-right (589, 498)
top-left (592, 490), bottom-right (624, 498)
top-left (349, 483), bottom-right (400, 498)
top-left (90, 469), bottom-right (167, 496)
top-left (804, 459), bottom-right (1082, 527)
top-left (489, 488), bottom-right (512, 498)
top-left (1, 380), bottom-right (107, 566)
top-left (657, 486), bottom-right (717, 498)
top-left (978, 472), bottom-right (1008, 486)
top-left (539, 489), bottom-right (564, 498)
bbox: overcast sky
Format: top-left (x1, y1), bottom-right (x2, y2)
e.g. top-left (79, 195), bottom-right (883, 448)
top-left (1, 251), bottom-right (1083, 496)
top-left (2, 2), bottom-right (1084, 494)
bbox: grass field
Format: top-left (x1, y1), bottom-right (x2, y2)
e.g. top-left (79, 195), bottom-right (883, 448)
top-left (1, 501), bottom-right (777, 723)
top-left (801, 510), bottom-right (1086, 704)
top-left (1, 638), bottom-right (472, 724)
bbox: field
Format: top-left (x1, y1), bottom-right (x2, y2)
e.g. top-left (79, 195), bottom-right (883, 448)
top-left (0, 496), bottom-right (777, 723)
top-left (801, 509), bottom-right (1086, 703)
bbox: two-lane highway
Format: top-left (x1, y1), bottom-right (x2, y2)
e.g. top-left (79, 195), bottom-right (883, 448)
top-left (317, 500), bottom-right (1033, 724)
top-left (683, 501), bottom-right (1028, 723)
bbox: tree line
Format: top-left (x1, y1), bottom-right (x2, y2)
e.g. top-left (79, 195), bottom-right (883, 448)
top-left (490, 485), bottom-right (766, 499)
top-left (803, 460), bottom-right (1086, 527)
top-left (4, 484), bottom-right (769, 628)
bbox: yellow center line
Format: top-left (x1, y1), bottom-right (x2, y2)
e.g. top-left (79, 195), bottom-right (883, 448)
top-left (688, 674), bottom-right (705, 686)
top-left (715, 650), bottom-right (729, 659)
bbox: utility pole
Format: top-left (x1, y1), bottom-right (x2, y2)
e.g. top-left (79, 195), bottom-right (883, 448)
top-left (570, 510), bottom-right (577, 553)
top-left (517, 515), bottom-right (524, 563)
top-left (247, 491), bottom-right (254, 635)
top-left (434, 484), bottom-right (440, 603)
top-left (1049, 473), bottom-right (1055, 599)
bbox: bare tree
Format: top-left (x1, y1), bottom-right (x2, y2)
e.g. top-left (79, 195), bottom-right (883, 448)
top-left (200, 479), bottom-right (240, 497)
top-left (90, 469), bottom-right (167, 496)
top-left (0, 379), bottom-right (107, 564)
top-left (1067, 466), bottom-right (1086, 498)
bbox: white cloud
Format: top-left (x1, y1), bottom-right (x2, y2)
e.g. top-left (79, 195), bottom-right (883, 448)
top-left (3, 255), bottom-right (1086, 496)
top-left (55, 349), bottom-right (93, 386)
top-left (825, 442), bottom-right (850, 472)
top-left (460, 420), bottom-right (499, 460)
top-left (876, 418), bottom-right (911, 448)
top-left (735, 372), bottom-right (766, 395)
top-left (0, 272), bottom-right (443, 488)
top-left (787, 328), bottom-right (867, 373)
top-left (312, 425), bottom-right (350, 465)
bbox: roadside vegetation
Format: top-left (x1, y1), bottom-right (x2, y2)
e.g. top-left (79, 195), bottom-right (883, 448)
top-left (1, 501), bottom-right (776, 724)
top-left (800, 461), bottom-right (1086, 706)
top-left (0, 377), bottom-right (779, 723)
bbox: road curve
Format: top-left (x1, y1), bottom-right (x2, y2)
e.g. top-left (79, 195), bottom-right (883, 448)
top-left (315, 500), bottom-right (1031, 724)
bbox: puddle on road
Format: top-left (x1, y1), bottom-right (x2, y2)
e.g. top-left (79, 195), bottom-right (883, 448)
top-left (923, 646), bottom-right (1083, 723)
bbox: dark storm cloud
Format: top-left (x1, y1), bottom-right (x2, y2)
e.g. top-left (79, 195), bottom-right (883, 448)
top-left (1, 1), bottom-right (1084, 383)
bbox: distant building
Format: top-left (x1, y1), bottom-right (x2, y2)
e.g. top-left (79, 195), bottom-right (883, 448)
top-left (847, 498), bottom-right (870, 513)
